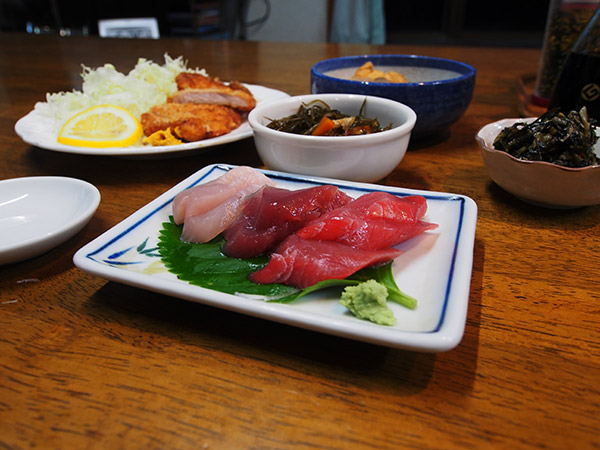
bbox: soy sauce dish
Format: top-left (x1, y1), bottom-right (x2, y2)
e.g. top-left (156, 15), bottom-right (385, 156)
top-left (0, 176), bottom-right (100, 264)
top-left (248, 93), bottom-right (417, 183)
top-left (311, 54), bottom-right (475, 136)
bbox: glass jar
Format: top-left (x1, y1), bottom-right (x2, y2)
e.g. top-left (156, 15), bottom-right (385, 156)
top-left (548, 5), bottom-right (600, 120)
top-left (532, 0), bottom-right (599, 107)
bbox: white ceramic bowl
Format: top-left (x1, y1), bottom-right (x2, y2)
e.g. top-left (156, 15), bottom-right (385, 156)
top-left (248, 93), bottom-right (416, 182)
top-left (476, 118), bottom-right (600, 208)
top-left (0, 176), bottom-right (101, 264)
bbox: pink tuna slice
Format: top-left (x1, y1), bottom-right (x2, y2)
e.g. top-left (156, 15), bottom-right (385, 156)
top-left (249, 235), bottom-right (403, 289)
top-left (172, 166), bottom-right (274, 225)
top-left (181, 184), bottom-right (263, 243)
top-left (222, 185), bottom-right (352, 258)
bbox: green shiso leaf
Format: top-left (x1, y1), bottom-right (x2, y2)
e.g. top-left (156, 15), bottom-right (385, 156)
top-left (157, 216), bottom-right (416, 309)
top-left (158, 217), bottom-right (297, 298)
top-left (272, 278), bottom-right (360, 303)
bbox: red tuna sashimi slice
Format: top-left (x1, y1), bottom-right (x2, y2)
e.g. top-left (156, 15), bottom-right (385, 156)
top-left (296, 192), bottom-right (437, 250)
top-left (249, 235), bottom-right (402, 289)
top-left (222, 185), bottom-right (352, 258)
top-left (172, 166), bottom-right (274, 224)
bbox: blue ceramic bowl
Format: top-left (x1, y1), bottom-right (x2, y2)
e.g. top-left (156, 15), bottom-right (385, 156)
top-left (311, 54), bottom-right (476, 136)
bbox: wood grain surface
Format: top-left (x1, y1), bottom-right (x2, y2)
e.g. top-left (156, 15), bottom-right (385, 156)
top-left (0, 33), bottom-right (598, 450)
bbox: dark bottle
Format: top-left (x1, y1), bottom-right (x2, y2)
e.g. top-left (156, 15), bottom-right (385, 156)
top-left (548, 5), bottom-right (600, 121)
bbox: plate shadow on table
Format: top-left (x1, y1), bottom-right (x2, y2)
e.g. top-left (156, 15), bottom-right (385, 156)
top-left (452, 236), bottom-right (484, 386)
top-left (83, 281), bottom-right (441, 395)
top-left (78, 254), bottom-right (485, 398)
top-left (408, 129), bottom-right (452, 151)
top-left (24, 141), bottom-right (264, 187)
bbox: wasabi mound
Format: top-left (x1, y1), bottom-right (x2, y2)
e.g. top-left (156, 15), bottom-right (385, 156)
top-left (340, 279), bottom-right (396, 326)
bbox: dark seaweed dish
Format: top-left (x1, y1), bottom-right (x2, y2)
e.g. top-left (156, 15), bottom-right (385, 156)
top-left (493, 107), bottom-right (600, 168)
top-left (266, 99), bottom-right (392, 136)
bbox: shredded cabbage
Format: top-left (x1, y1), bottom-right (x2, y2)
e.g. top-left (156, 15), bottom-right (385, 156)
top-left (34, 54), bottom-right (207, 130)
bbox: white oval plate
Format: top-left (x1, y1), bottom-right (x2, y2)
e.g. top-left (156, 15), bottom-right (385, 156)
top-left (0, 176), bottom-right (100, 265)
top-left (14, 84), bottom-right (289, 157)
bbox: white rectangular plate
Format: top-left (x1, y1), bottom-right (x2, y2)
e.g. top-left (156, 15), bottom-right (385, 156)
top-left (73, 164), bottom-right (477, 352)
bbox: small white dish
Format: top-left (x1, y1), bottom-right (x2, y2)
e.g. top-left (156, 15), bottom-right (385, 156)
top-left (248, 93), bottom-right (417, 182)
top-left (73, 164), bottom-right (477, 352)
top-left (14, 84), bottom-right (289, 157)
top-left (476, 118), bottom-right (600, 208)
top-left (0, 176), bottom-right (100, 265)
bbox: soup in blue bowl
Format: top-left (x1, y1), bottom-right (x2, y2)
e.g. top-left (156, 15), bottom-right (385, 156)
top-left (311, 54), bottom-right (476, 136)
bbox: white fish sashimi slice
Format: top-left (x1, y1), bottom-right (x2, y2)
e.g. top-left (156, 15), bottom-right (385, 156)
top-left (172, 166), bottom-right (274, 224)
top-left (180, 184), bottom-right (265, 243)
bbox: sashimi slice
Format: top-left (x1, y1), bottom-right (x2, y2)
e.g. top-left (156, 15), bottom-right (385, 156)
top-left (222, 185), bottom-right (352, 258)
top-left (296, 192), bottom-right (437, 249)
top-left (249, 235), bottom-right (402, 289)
top-left (172, 166), bottom-right (274, 224)
top-left (180, 184), bottom-right (259, 243)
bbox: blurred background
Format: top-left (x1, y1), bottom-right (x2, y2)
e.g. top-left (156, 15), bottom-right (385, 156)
top-left (0, 0), bottom-right (549, 47)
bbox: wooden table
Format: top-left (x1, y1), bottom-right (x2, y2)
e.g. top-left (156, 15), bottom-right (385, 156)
top-left (1, 33), bottom-right (598, 450)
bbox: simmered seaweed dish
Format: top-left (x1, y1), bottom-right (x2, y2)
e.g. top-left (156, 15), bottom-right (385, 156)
top-left (493, 107), bottom-right (600, 168)
top-left (266, 99), bottom-right (392, 136)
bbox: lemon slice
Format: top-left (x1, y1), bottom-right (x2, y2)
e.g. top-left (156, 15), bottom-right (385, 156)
top-left (57, 104), bottom-right (143, 148)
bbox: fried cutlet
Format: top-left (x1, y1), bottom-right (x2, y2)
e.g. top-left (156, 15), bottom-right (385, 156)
top-left (168, 72), bottom-right (257, 111)
top-left (141, 103), bottom-right (242, 142)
